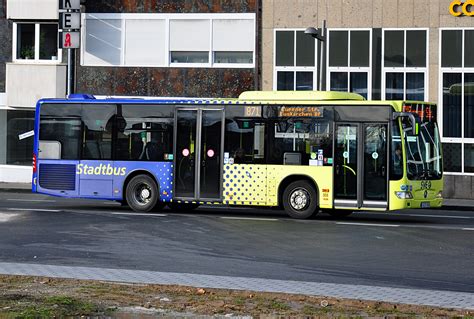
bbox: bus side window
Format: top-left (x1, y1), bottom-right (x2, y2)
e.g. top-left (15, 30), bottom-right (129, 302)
top-left (81, 105), bottom-right (115, 160)
top-left (225, 119), bottom-right (265, 164)
top-left (390, 120), bottom-right (403, 180)
top-left (270, 119), bottom-right (333, 165)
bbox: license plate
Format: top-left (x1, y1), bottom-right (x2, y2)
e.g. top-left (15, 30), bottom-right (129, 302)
top-left (421, 202), bottom-right (430, 208)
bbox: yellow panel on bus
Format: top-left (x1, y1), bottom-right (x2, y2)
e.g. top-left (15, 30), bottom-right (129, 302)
top-left (223, 164), bottom-right (333, 208)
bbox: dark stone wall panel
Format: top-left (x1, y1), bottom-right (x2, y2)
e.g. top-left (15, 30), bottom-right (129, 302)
top-left (76, 67), bottom-right (255, 98)
top-left (84, 0), bottom-right (256, 13)
top-left (0, 0), bottom-right (12, 92)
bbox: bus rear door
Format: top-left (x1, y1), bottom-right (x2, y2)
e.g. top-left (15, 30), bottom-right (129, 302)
top-left (174, 108), bottom-right (224, 202)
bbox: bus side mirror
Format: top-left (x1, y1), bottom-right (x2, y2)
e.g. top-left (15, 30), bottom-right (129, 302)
top-left (393, 112), bottom-right (420, 136)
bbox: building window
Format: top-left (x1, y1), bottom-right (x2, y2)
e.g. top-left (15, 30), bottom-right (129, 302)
top-left (274, 29), bottom-right (316, 91)
top-left (82, 13), bottom-right (255, 68)
top-left (440, 28), bottom-right (474, 174)
top-left (14, 23), bottom-right (60, 62)
top-left (0, 110), bottom-right (35, 166)
top-left (382, 29), bottom-right (428, 101)
top-left (327, 29), bottom-right (371, 99)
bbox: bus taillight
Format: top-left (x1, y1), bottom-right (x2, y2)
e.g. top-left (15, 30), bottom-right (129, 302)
top-left (32, 153), bottom-right (36, 173)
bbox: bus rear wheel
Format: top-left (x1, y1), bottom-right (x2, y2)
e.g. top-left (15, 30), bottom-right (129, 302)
top-left (125, 175), bottom-right (160, 212)
top-left (282, 180), bottom-right (318, 219)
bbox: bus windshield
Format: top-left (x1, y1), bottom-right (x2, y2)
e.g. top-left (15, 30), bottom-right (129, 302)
top-left (402, 104), bottom-right (442, 180)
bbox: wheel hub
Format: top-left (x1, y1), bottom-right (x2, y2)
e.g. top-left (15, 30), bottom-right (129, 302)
top-left (140, 188), bottom-right (151, 200)
top-left (290, 188), bottom-right (309, 211)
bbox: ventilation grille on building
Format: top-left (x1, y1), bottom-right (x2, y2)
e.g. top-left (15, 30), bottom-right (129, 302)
top-left (39, 164), bottom-right (76, 191)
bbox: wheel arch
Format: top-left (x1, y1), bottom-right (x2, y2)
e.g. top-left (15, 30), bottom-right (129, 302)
top-left (122, 169), bottom-right (160, 200)
top-left (278, 174), bottom-right (320, 208)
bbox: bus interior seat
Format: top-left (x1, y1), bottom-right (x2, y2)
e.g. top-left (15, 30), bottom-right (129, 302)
top-left (84, 141), bottom-right (101, 159)
top-left (140, 142), bottom-right (162, 161)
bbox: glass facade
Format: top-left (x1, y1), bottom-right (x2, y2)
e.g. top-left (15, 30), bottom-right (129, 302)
top-left (274, 29), bottom-right (316, 90)
top-left (440, 29), bottom-right (474, 174)
top-left (383, 29), bottom-right (427, 101)
top-left (328, 29), bottom-right (371, 99)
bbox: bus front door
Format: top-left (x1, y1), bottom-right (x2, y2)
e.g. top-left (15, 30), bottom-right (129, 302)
top-left (334, 123), bottom-right (388, 209)
top-left (174, 108), bottom-right (224, 202)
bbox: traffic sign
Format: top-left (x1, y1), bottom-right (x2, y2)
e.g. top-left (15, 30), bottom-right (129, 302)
top-left (59, 31), bottom-right (80, 49)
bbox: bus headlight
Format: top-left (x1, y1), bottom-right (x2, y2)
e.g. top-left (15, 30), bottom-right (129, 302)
top-left (395, 191), bottom-right (413, 199)
top-left (436, 191), bottom-right (443, 199)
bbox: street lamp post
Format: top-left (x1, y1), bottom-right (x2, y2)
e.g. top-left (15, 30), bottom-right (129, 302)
top-left (305, 20), bottom-right (327, 91)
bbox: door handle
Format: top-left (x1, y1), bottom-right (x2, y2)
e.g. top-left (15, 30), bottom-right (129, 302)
top-left (382, 166), bottom-right (386, 177)
top-left (336, 165), bottom-right (340, 175)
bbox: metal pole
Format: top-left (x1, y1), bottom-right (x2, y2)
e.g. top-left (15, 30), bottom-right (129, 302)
top-left (66, 49), bottom-right (75, 96)
top-left (316, 34), bottom-right (321, 91)
top-left (320, 20), bottom-right (327, 91)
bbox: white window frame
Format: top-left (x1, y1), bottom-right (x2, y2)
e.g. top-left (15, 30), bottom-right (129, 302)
top-left (439, 27), bottom-right (474, 175)
top-left (12, 22), bottom-right (62, 64)
top-left (381, 28), bottom-right (429, 101)
top-left (326, 28), bottom-right (372, 99)
top-left (273, 28), bottom-right (318, 91)
top-left (81, 13), bottom-right (255, 69)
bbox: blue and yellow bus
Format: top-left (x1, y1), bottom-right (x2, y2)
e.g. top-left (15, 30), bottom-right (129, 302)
top-left (33, 91), bottom-right (443, 219)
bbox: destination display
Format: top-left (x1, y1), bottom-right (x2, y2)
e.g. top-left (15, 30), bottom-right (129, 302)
top-left (278, 106), bottom-right (323, 117)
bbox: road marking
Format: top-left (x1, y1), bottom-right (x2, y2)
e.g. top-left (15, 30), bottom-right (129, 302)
top-left (111, 212), bottom-right (167, 217)
top-left (406, 214), bottom-right (472, 219)
top-left (462, 228), bottom-right (474, 231)
top-left (6, 208), bottom-right (61, 212)
top-left (7, 199), bottom-right (56, 203)
top-left (336, 222), bottom-right (400, 228)
top-left (220, 217), bottom-right (279, 221)
top-left (0, 213), bottom-right (19, 222)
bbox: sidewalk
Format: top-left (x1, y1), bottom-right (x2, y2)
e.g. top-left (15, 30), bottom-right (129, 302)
top-left (0, 182), bottom-right (472, 210)
top-left (0, 262), bottom-right (473, 310)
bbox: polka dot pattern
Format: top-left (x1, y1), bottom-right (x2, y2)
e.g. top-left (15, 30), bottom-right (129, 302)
top-left (155, 162), bottom-right (173, 202)
top-left (222, 164), bottom-right (267, 205)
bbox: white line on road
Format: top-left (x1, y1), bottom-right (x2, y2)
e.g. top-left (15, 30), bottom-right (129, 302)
top-left (111, 212), bottom-right (167, 217)
top-left (6, 208), bottom-right (61, 212)
top-left (406, 214), bottom-right (473, 219)
top-left (7, 199), bottom-right (56, 203)
top-left (336, 222), bottom-right (400, 228)
top-left (220, 217), bottom-right (279, 221)
top-left (462, 228), bottom-right (474, 231)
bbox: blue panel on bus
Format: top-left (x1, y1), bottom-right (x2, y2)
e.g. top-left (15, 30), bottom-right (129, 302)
top-left (113, 161), bottom-right (174, 202)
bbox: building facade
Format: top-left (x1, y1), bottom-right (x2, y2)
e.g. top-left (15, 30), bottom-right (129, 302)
top-left (0, 0), bottom-right (473, 199)
top-left (262, 0), bottom-right (474, 199)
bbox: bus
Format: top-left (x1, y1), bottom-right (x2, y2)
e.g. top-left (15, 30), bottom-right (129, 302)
top-left (32, 91), bottom-right (443, 219)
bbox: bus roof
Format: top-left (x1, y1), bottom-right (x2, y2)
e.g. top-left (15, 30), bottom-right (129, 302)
top-left (238, 90), bottom-right (365, 101)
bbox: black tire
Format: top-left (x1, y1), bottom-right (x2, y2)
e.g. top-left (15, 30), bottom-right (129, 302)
top-left (168, 202), bottom-right (200, 212)
top-left (324, 209), bottom-right (353, 218)
top-left (125, 175), bottom-right (160, 212)
top-left (282, 180), bottom-right (318, 219)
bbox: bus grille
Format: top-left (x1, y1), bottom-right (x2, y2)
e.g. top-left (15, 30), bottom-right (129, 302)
top-left (39, 164), bottom-right (76, 191)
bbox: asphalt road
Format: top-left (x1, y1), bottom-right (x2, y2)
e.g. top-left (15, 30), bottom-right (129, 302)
top-left (0, 191), bottom-right (473, 293)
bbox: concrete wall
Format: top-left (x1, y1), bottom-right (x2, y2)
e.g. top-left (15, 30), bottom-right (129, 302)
top-left (0, 0), bottom-right (12, 92)
top-left (6, 63), bottom-right (67, 107)
top-left (0, 165), bottom-right (32, 183)
top-left (77, 0), bottom-right (261, 98)
top-left (262, 0), bottom-right (474, 102)
top-left (262, 0), bottom-right (474, 199)
top-left (6, 0), bottom-right (58, 20)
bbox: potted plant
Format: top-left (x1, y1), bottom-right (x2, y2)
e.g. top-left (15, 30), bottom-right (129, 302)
top-left (20, 47), bottom-right (34, 59)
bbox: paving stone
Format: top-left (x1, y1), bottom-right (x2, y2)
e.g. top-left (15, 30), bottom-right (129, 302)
top-left (0, 262), bottom-right (472, 310)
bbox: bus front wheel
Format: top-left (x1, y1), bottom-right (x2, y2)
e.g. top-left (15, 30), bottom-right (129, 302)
top-left (282, 180), bottom-right (318, 219)
top-left (125, 175), bottom-right (160, 212)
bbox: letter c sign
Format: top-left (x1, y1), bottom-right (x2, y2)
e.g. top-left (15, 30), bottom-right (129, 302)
top-left (450, 0), bottom-right (474, 16)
